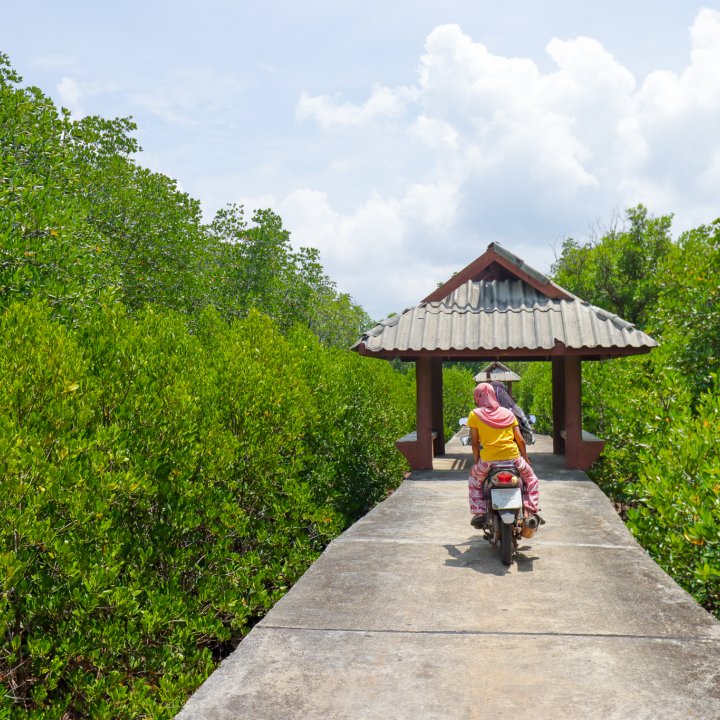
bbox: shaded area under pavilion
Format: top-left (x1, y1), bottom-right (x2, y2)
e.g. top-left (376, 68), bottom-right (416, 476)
top-left (352, 242), bottom-right (658, 471)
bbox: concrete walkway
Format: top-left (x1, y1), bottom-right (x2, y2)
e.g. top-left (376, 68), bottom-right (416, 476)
top-left (177, 435), bottom-right (720, 719)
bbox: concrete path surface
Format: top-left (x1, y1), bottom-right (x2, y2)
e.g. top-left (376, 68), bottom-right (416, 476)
top-left (177, 435), bottom-right (720, 719)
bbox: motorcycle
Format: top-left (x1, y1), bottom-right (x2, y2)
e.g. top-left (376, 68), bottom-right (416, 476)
top-left (478, 461), bottom-right (543, 566)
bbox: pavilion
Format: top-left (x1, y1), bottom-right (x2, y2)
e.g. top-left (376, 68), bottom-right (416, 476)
top-left (352, 242), bottom-right (658, 471)
top-left (474, 361), bottom-right (521, 395)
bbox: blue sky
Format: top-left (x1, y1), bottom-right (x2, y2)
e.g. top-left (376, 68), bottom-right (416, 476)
top-left (3, 1), bottom-right (720, 319)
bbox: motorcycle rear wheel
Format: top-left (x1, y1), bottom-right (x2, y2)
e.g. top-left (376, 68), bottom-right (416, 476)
top-left (500, 522), bottom-right (513, 565)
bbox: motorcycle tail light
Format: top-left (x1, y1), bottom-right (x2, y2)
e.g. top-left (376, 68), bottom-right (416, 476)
top-left (495, 472), bottom-right (515, 484)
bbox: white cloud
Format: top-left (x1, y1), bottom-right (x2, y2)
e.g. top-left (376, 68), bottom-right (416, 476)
top-left (296, 83), bottom-right (412, 128)
top-left (636, 11), bottom-right (720, 120)
top-left (281, 188), bottom-right (403, 265)
top-left (257, 9), bottom-right (720, 318)
top-left (400, 180), bottom-right (460, 231)
top-left (230, 181), bottom-right (462, 318)
top-left (699, 149), bottom-right (720, 191)
top-left (409, 115), bottom-right (458, 149)
top-left (544, 36), bottom-right (635, 99)
top-left (418, 24), bottom-right (542, 125)
top-left (277, 189), bottom-right (407, 316)
top-left (691, 6), bottom-right (720, 55)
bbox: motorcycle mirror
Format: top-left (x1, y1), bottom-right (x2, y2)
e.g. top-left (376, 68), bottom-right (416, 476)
top-left (459, 417), bottom-right (468, 426)
top-left (529, 414), bottom-right (537, 424)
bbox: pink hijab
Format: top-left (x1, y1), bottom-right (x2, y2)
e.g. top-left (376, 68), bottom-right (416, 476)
top-left (473, 383), bottom-right (515, 428)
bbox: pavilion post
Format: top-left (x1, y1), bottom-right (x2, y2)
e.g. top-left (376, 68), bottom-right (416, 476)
top-left (563, 356), bottom-right (583, 469)
top-left (551, 358), bottom-right (565, 454)
top-left (430, 358), bottom-right (445, 456)
top-left (415, 357), bottom-right (435, 470)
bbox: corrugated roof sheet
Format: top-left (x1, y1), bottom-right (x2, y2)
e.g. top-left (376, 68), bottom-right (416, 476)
top-left (357, 279), bottom-right (657, 354)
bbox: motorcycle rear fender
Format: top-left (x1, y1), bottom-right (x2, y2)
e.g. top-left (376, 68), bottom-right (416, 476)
top-left (487, 464), bottom-right (521, 488)
top-left (498, 510), bottom-right (517, 524)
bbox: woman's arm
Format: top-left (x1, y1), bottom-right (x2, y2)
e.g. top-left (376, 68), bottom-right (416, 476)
top-left (470, 426), bottom-right (480, 464)
top-left (513, 425), bottom-right (528, 462)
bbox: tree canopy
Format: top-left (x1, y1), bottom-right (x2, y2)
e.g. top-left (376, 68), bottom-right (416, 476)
top-left (0, 52), bottom-right (372, 343)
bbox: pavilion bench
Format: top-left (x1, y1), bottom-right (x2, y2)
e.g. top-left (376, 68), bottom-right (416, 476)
top-left (396, 430), bottom-right (438, 469)
top-left (560, 428), bottom-right (605, 469)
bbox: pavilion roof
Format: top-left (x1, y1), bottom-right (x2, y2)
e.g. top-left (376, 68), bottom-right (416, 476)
top-left (475, 361), bottom-right (521, 383)
top-left (352, 242), bottom-right (658, 361)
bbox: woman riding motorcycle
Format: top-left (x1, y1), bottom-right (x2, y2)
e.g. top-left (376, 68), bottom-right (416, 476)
top-left (467, 383), bottom-right (540, 528)
top-left (490, 380), bottom-right (535, 445)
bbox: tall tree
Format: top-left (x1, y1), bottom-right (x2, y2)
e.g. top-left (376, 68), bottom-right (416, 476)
top-left (209, 204), bottom-right (372, 346)
top-left (552, 205), bottom-right (674, 327)
top-left (0, 54), bottom-right (110, 317)
top-left (0, 54), bottom-right (210, 318)
top-left (652, 219), bottom-right (720, 398)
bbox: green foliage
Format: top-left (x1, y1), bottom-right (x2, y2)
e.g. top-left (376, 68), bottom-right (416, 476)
top-left (0, 54), bottom-right (109, 318)
top-left (78, 148), bottom-right (208, 314)
top-left (651, 219), bottom-right (720, 400)
top-left (626, 378), bottom-right (720, 615)
top-left (209, 205), bottom-right (295, 322)
top-left (0, 54), bottom-right (370, 346)
top-left (208, 204), bottom-right (373, 347)
top-left (0, 52), bottom-right (212, 323)
top-left (10, 41), bottom-right (717, 715)
top-left (441, 365), bottom-right (476, 441)
top-left (552, 204), bottom-right (673, 327)
top-left (0, 53), bottom-right (413, 718)
top-left (287, 327), bottom-right (414, 517)
top-left (523, 205), bottom-right (720, 619)
top-left (0, 301), bottom-right (413, 718)
top-left (513, 362), bottom-right (553, 434)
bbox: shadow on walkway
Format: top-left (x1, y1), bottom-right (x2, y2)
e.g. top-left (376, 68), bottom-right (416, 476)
top-left (177, 435), bottom-right (720, 720)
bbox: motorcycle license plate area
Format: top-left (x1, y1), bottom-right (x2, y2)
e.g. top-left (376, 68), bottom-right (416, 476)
top-left (491, 487), bottom-right (522, 510)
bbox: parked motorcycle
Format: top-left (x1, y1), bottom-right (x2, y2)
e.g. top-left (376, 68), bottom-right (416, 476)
top-left (477, 461), bottom-right (543, 565)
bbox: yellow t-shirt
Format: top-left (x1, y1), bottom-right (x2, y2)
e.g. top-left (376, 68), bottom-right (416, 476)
top-left (467, 410), bottom-right (519, 462)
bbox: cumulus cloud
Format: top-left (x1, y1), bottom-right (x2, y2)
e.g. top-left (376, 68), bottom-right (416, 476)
top-left (279, 9), bottom-right (720, 319)
top-left (296, 83), bottom-right (414, 128)
top-left (277, 182), bottom-right (460, 315)
top-left (409, 116), bottom-right (459, 149)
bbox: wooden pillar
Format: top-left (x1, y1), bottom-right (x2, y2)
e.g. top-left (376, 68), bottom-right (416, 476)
top-left (430, 358), bottom-right (445, 456)
top-left (551, 358), bottom-right (565, 455)
top-left (564, 356), bottom-right (583, 469)
top-left (415, 357), bottom-right (435, 470)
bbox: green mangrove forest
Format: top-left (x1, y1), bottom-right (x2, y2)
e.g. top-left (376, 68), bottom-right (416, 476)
top-left (1, 53), bottom-right (719, 718)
